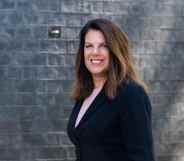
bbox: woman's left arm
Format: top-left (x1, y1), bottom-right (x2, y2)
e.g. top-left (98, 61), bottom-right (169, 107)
top-left (119, 83), bottom-right (155, 161)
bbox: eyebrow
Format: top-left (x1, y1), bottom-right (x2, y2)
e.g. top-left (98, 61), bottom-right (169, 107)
top-left (85, 42), bottom-right (106, 45)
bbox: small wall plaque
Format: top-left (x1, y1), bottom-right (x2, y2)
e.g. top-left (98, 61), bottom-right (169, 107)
top-left (48, 26), bottom-right (61, 38)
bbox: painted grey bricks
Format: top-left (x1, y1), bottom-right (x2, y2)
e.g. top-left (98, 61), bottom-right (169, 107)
top-left (0, 0), bottom-right (184, 161)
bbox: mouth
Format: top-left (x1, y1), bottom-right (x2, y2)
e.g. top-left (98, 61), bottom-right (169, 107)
top-left (90, 59), bottom-right (104, 64)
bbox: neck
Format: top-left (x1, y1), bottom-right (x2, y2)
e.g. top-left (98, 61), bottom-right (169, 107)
top-left (93, 76), bottom-right (106, 89)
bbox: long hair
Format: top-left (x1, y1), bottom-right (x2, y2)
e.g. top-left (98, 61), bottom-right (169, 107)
top-left (71, 18), bottom-right (148, 101)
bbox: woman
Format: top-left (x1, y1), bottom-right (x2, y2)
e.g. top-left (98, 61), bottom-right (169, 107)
top-left (67, 18), bottom-right (155, 161)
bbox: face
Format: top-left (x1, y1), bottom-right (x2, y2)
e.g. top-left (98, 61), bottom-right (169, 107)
top-left (84, 29), bottom-right (110, 80)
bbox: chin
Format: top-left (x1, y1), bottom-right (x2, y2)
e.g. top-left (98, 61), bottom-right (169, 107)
top-left (90, 70), bottom-right (107, 77)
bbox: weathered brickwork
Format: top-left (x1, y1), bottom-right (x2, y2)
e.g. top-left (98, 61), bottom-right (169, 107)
top-left (0, 0), bottom-right (184, 160)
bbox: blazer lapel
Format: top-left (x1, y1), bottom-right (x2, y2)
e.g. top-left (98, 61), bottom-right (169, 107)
top-left (73, 86), bottom-right (107, 131)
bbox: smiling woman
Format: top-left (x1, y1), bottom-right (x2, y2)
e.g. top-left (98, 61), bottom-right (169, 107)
top-left (67, 18), bottom-right (155, 161)
top-left (84, 29), bottom-right (110, 88)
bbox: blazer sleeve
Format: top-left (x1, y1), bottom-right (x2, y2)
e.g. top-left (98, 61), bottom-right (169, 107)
top-left (119, 83), bottom-right (155, 161)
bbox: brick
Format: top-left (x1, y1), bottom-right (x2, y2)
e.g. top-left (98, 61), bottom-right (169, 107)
top-left (65, 54), bottom-right (75, 67)
top-left (174, 17), bottom-right (184, 30)
top-left (67, 40), bottom-right (79, 54)
top-left (154, 41), bottom-right (175, 55)
top-left (20, 118), bottom-right (67, 133)
top-left (8, 39), bottom-right (23, 51)
top-left (16, 93), bottom-right (37, 105)
top-left (0, 67), bottom-right (7, 80)
top-left (20, 119), bottom-right (50, 133)
top-left (0, 53), bottom-right (11, 65)
top-left (23, 39), bottom-right (40, 51)
top-left (22, 8), bottom-right (39, 25)
top-left (46, 133), bottom-right (61, 146)
top-left (103, 2), bottom-right (129, 15)
top-left (123, 17), bottom-right (144, 41)
top-left (0, 80), bottom-right (15, 93)
top-left (0, 120), bottom-right (20, 133)
top-left (19, 105), bottom-right (46, 121)
top-left (57, 67), bottom-right (75, 80)
top-left (7, 67), bottom-right (22, 80)
top-left (61, 27), bottom-right (80, 40)
top-left (52, 67), bottom-right (67, 80)
top-left (46, 80), bottom-right (64, 93)
top-left (39, 12), bottom-right (67, 25)
top-left (16, 0), bottom-right (30, 10)
top-left (46, 104), bottom-right (65, 120)
top-left (0, 134), bottom-right (21, 148)
top-left (8, 11), bottom-right (23, 27)
top-left (128, 2), bottom-right (147, 16)
top-left (15, 80), bottom-right (46, 93)
top-left (0, 106), bottom-right (19, 121)
top-left (0, 12), bottom-right (7, 26)
top-left (48, 54), bottom-right (65, 66)
top-left (66, 146), bottom-right (75, 159)
top-left (36, 94), bottom-right (55, 106)
top-left (155, 142), bottom-right (184, 156)
top-left (61, 0), bottom-right (91, 13)
top-left (32, 26), bottom-right (48, 39)
top-left (0, 27), bottom-right (15, 39)
top-left (61, 80), bottom-right (73, 93)
top-left (65, 14), bottom-right (83, 27)
top-left (0, 38), bottom-right (10, 51)
top-left (22, 67), bottom-right (37, 80)
top-left (143, 67), bottom-right (184, 81)
top-left (48, 0), bottom-right (60, 12)
top-left (49, 118), bottom-right (68, 132)
top-left (90, 1), bottom-right (103, 13)
top-left (159, 0), bottom-right (184, 4)
top-left (158, 30), bottom-right (184, 42)
top-left (21, 133), bottom-right (47, 146)
top-left (40, 40), bottom-right (67, 53)
top-left (38, 147), bottom-right (67, 159)
top-left (36, 93), bottom-right (73, 107)
top-left (57, 132), bottom-right (72, 145)
top-left (140, 29), bottom-right (161, 41)
top-left (152, 102), bottom-right (184, 120)
top-left (134, 54), bottom-right (184, 70)
top-left (158, 156), bottom-right (184, 161)
top-left (0, 148), bottom-right (20, 160)
top-left (14, 52), bottom-right (47, 66)
top-left (0, 0), bottom-right (15, 9)
top-left (147, 80), bottom-right (184, 94)
top-left (15, 26), bottom-right (33, 40)
top-left (36, 67), bottom-right (58, 80)
top-left (131, 40), bottom-right (157, 54)
top-left (32, 0), bottom-right (49, 11)
top-left (20, 147), bottom-right (36, 161)
top-left (11, 52), bottom-right (45, 66)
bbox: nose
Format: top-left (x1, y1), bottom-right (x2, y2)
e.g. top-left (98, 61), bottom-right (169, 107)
top-left (92, 47), bottom-right (99, 54)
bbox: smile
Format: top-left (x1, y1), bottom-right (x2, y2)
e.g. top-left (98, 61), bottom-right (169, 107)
top-left (90, 59), bottom-right (104, 64)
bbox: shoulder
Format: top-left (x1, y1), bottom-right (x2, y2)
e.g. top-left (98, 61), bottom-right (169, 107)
top-left (118, 79), bottom-right (152, 113)
top-left (118, 79), bottom-right (147, 98)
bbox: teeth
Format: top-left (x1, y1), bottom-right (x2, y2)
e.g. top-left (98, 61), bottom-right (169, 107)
top-left (90, 59), bottom-right (103, 64)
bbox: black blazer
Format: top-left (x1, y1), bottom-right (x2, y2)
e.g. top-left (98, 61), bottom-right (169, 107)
top-left (67, 80), bottom-right (155, 161)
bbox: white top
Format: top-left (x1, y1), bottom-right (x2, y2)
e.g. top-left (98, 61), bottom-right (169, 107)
top-left (75, 86), bottom-right (103, 128)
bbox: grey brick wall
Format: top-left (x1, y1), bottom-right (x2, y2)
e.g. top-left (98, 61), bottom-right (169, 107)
top-left (0, 0), bottom-right (184, 160)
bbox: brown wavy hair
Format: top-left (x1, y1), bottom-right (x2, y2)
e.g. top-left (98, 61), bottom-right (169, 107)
top-left (71, 18), bottom-right (148, 101)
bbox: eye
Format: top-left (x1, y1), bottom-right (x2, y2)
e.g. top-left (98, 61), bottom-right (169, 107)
top-left (85, 44), bottom-right (92, 48)
top-left (100, 43), bottom-right (108, 48)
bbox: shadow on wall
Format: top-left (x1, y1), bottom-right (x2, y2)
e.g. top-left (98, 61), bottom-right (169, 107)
top-left (126, 1), bottom-right (184, 161)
